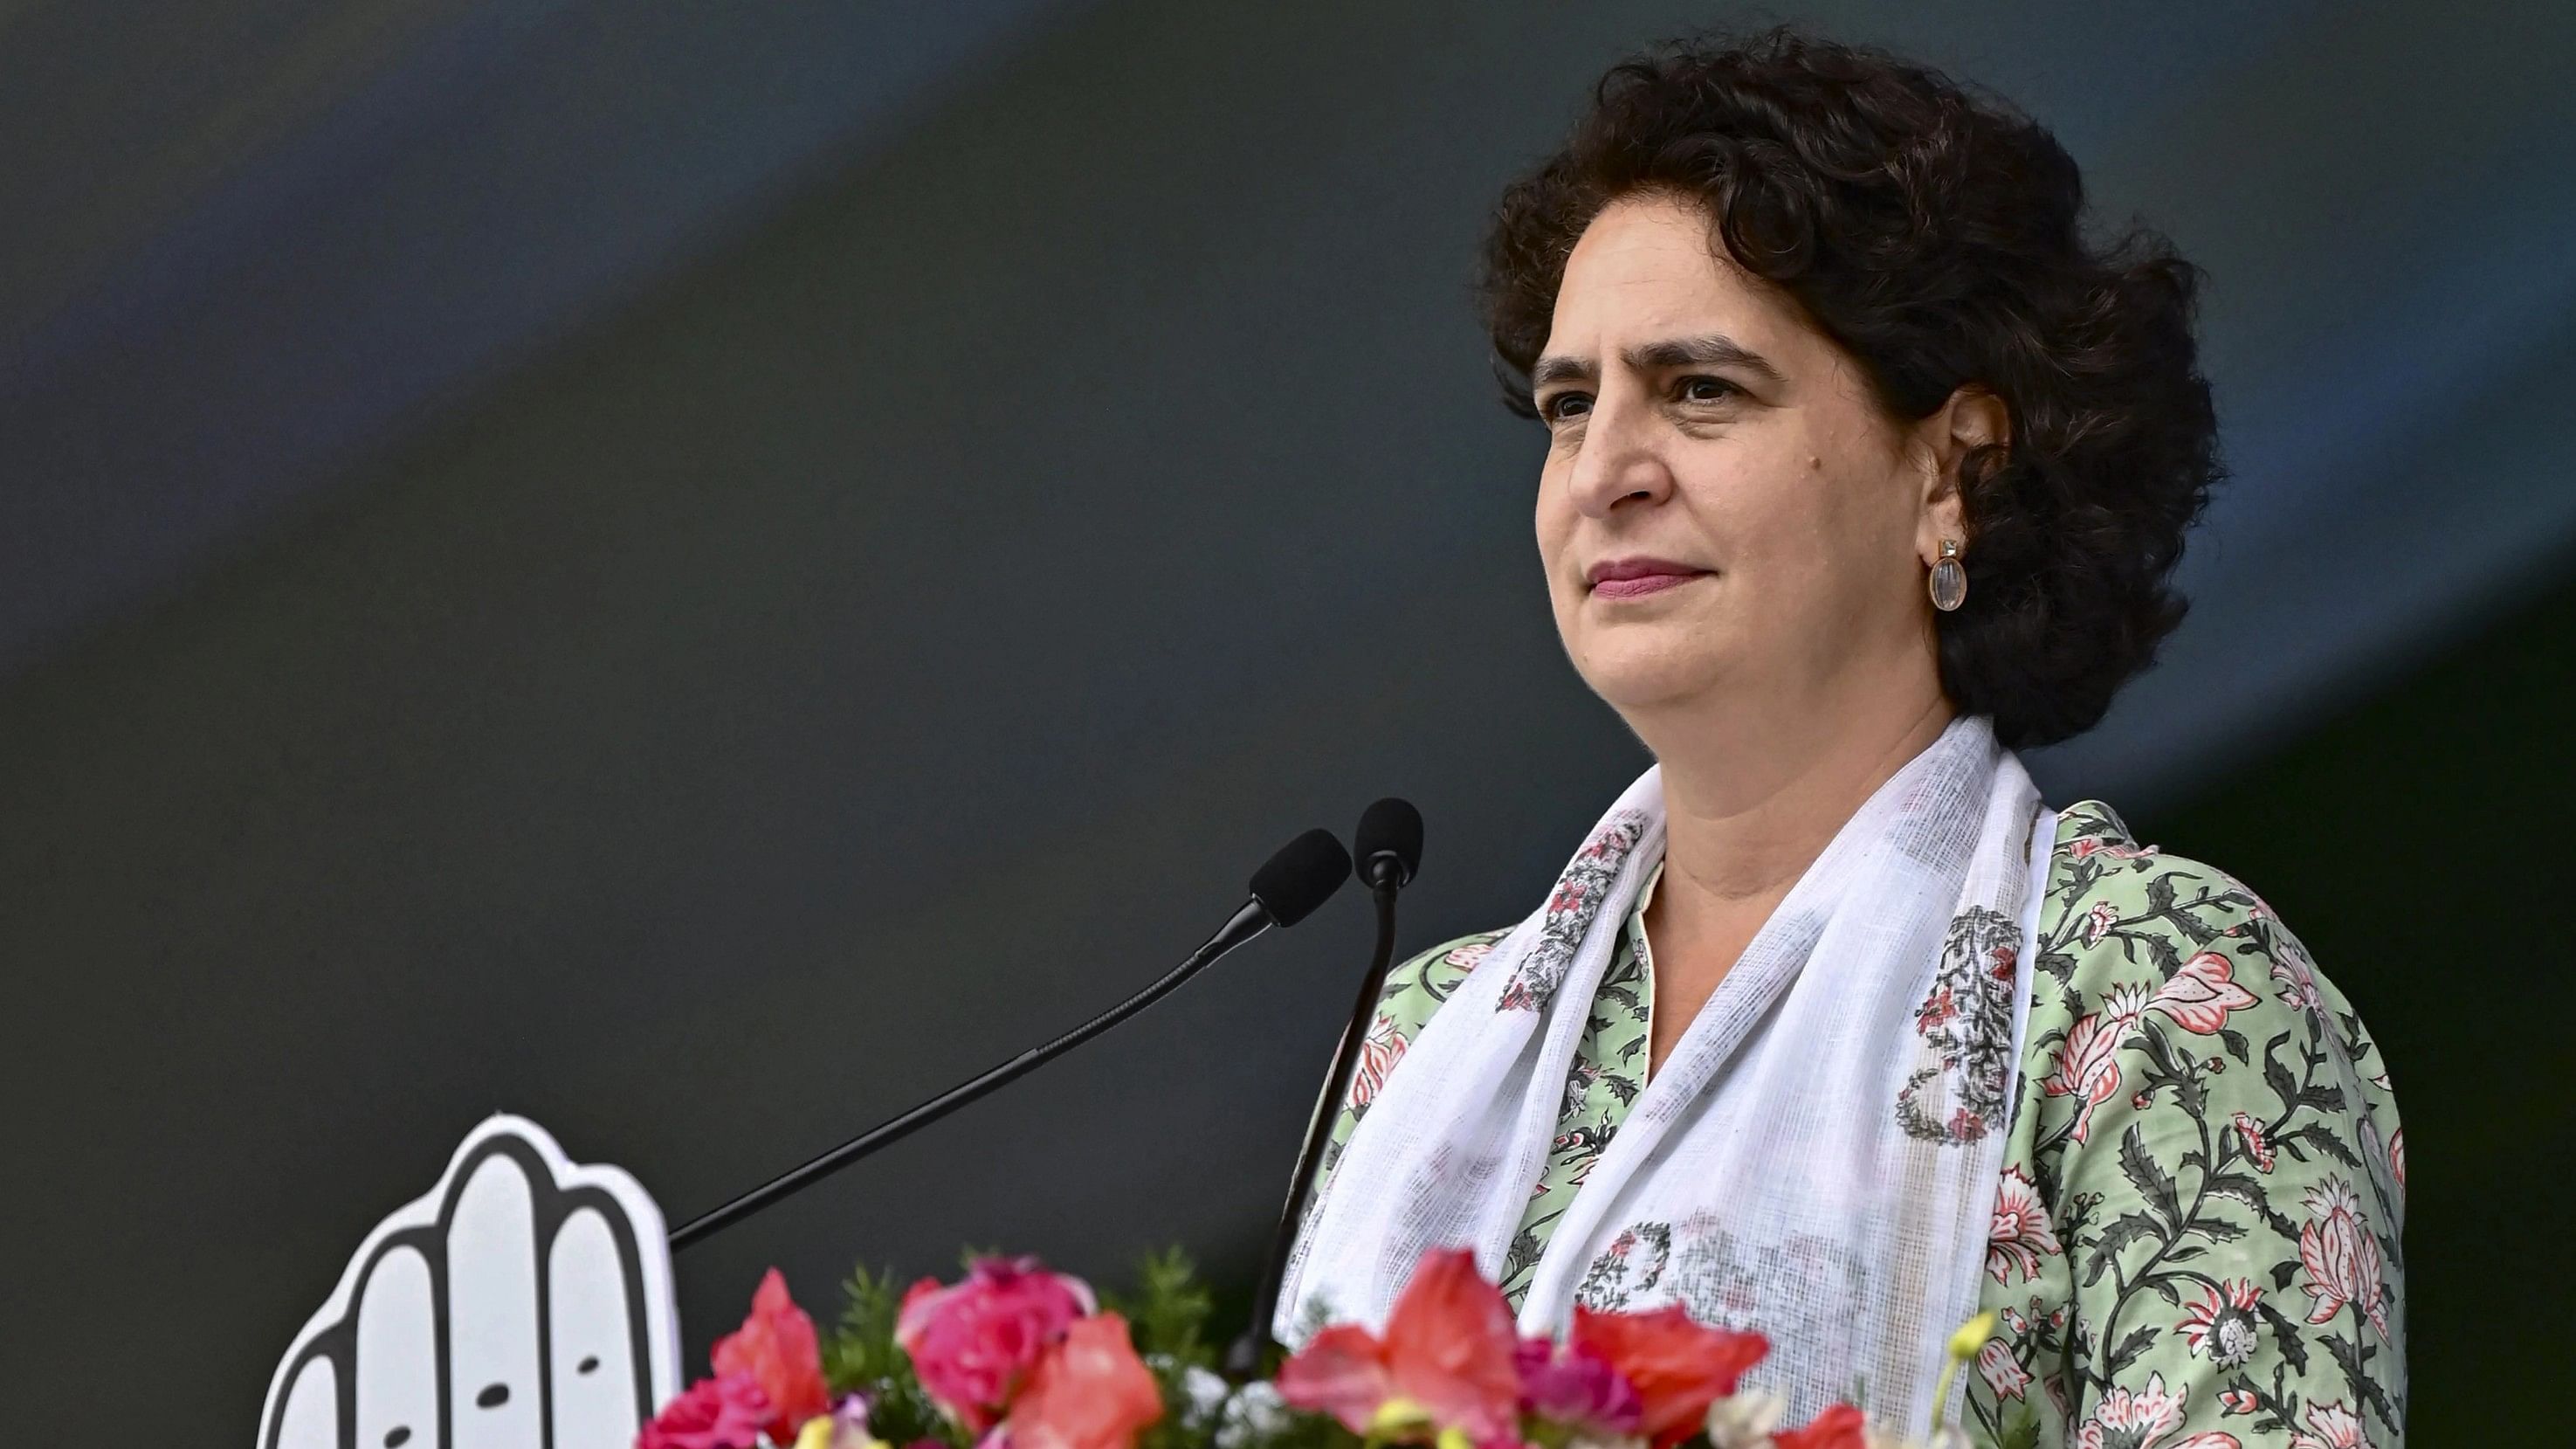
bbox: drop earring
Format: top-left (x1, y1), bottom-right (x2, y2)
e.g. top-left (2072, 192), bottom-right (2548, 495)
top-left (1929, 539), bottom-right (1967, 611)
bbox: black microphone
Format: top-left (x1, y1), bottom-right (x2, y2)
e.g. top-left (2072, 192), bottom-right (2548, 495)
top-left (1227, 797), bottom-right (1424, 1377)
top-left (670, 827), bottom-right (1353, 1250)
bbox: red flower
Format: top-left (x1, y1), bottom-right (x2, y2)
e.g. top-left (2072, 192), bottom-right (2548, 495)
top-left (2297, 1178), bottom-right (2388, 1339)
top-left (2176, 1280), bottom-right (2263, 1368)
top-left (1350, 1014), bottom-right (1409, 1109)
top-left (639, 1372), bottom-right (772, 1449)
top-left (2079, 900), bottom-right (2119, 946)
top-left (2230, 1112), bottom-right (2276, 1173)
top-left (1986, 1166), bottom-right (2063, 1285)
top-left (2288, 1399), bottom-right (2366, 1449)
top-left (710, 1270), bottom-right (830, 1444)
top-left (2149, 952), bottom-right (2259, 1035)
top-left (897, 1257), bottom-right (1096, 1432)
top-left (1569, 1304), bottom-right (1767, 1449)
top-left (1768, 1403), bottom-right (1866, 1449)
top-left (1007, 1313), bottom-right (1164, 1449)
top-left (1275, 1248), bottom-right (1521, 1442)
top-left (2041, 985), bottom-right (2146, 1142)
top-left (1977, 1337), bottom-right (2031, 1403)
top-left (2217, 1389), bottom-right (2261, 1417)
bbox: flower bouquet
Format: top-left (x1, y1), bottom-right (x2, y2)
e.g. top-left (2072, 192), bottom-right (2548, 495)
top-left (642, 1248), bottom-right (1995, 1449)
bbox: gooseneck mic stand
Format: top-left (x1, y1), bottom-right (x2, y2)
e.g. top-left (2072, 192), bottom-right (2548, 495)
top-left (1226, 797), bottom-right (1422, 1377)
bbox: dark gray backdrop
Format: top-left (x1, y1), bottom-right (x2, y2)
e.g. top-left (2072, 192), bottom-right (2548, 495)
top-left (4, 2), bottom-right (2569, 1440)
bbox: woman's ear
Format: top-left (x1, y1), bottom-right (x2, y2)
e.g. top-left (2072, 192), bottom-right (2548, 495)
top-left (1918, 385), bottom-right (2008, 558)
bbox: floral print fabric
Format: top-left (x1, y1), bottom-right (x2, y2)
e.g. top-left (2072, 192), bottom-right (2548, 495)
top-left (1304, 800), bottom-right (2404, 1447)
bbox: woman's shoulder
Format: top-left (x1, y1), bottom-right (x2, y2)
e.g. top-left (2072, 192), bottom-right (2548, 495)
top-left (2006, 801), bottom-right (2408, 1440)
top-left (2035, 796), bottom-right (2386, 1052)
top-left (2028, 796), bottom-right (2402, 1204)
top-left (1372, 927), bottom-right (1516, 1036)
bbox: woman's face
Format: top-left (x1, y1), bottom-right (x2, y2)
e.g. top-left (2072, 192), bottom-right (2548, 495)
top-left (1532, 192), bottom-right (1962, 727)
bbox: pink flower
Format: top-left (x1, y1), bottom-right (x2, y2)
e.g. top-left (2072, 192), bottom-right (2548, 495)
top-left (1275, 1247), bottom-right (1521, 1443)
top-left (1987, 1166), bottom-right (2063, 1285)
top-left (1006, 1313), bottom-right (1163, 1449)
top-left (2071, 838), bottom-right (2101, 859)
top-left (2080, 900), bottom-right (2119, 946)
top-left (2297, 1178), bottom-right (2389, 1339)
top-left (639, 1372), bottom-right (772, 1449)
top-left (897, 1257), bottom-right (1097, 1432)
top-left (2388, 1128), bottom-right (2405, 1192)
top-left (711, 1269), bottom-right (830, 1445)
top-left (1768, 1403), bottom-right (1866, 1449)
top-left (2042, 985), bottom-right (2146, 1142)
top-left (2074, 1372), bottom-right (2187, 1449)
top-left (2231, 1112), bottom-right (2276, 1173)
top-left (821, 1396), bottom-right (879, 1449)
top-left (1514, 1335), bottom-right (1643, 1437)
top-left (1977, 1338), bottom-right (2031, 1402)
top-left (1445, 940), bottom-right (1499, 972)
top-left (2217, 1390), bottom-right (2261, 1418)
top-left (2269, 947), bottom-right (2324, 1017)
top-left (1350, 1015), bottom-right (1409, 1109)
top-left (2287, 1400), bottom-right (2367, 1449)
top-left (2176, 1280), bottom-right (2263, 1369)
top-left (2149, 952), bottom-right (2259, 1035)
top-left (1570, 1304), bottom-right (1768, 1449)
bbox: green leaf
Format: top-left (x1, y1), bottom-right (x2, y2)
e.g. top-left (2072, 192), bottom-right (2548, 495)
top-left (2119, 1123), bottom-right (2183, 1227)
top-left (2084, 1211), bottom-right (2166, 1285)
top-left (821, 1263), bottom-right (956, 1447)
top-left (1099, 1246), bottom-right (1216, 1374)
top-left (1999, 1404), bottom-right (2043, 1449)
top-left (2262, 1032), bottom-right (2299, 1110)
top-left (2325, 1333), bottom-right (2397, 1423)
top-left (2287, 1123), bottom-right (2362, 1170)
top-left (2106, 1324), bottom-right (2159, 1374)
top-left (2187, 1212), bottom-right (2249, 1243)
top-left (2256, 1299), bottom-right (2312, 1376)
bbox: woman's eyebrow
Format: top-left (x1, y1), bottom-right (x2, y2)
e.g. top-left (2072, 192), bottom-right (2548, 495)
top-left (1625, 333), bottom-right (1785, 384)
top-left (1528, 335), bottom-right (1787, 395)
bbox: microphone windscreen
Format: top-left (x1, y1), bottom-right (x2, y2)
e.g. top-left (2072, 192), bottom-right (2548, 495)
top-left (1354, 797), bottom-right (1423, 887)
top-left (1250, 828), bottom-right (1353, 928)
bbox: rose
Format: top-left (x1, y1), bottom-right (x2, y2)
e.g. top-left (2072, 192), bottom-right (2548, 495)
top-left (1006, 1313), bottom-right (1165, 1449)
top-left (896, 1256), bottom-right (1097, 1431)
top-left (712, 1268), bottom-right (832, 1444)
top-left (1514, 1335), bottom-right (1643, 1438)
top-left (639, 1372), bottom-right (773, 1449)
top-left (1568, 1306), bottom-right (1767, 1449)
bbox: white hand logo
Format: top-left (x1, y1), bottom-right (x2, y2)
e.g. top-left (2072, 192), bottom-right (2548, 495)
top-left (258, 1115), bottom-right (682, 1449)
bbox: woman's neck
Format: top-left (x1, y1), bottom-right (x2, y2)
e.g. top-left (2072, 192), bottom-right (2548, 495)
top-left (1632, 679), bottom-right (1954, 1075)
top-left (1649, 686), bottom-right (1955, 905)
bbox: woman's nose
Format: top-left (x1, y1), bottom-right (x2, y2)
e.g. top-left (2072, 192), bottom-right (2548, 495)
top-left (1564, 397), bottom-right (1675, 517)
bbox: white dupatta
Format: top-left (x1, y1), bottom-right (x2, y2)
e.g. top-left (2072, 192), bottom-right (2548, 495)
top-left (1277, 714), bottom-right (2056, 1430)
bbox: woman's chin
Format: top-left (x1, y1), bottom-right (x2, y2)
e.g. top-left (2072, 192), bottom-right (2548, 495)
top-left (1571, 643), bottom-right (1737, 714)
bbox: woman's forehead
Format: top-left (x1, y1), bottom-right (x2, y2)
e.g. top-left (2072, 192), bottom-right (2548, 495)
top-left (1546, 196), bottom-right (1802, 363)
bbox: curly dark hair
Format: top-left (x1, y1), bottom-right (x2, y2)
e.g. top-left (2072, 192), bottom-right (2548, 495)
top-left (1480, 25), bottom-right (2221, 749)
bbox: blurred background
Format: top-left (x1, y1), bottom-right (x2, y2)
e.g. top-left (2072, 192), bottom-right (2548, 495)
top-left (3, 0), bottom-right (2567, 1441)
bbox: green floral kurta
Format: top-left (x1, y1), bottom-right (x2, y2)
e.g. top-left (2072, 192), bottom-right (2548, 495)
top-left (1304, 800), bottom-right (2405, 1448)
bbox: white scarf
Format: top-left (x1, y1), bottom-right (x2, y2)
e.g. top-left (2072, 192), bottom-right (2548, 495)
top-left (1277, 714), bottom-right (2056, 1431)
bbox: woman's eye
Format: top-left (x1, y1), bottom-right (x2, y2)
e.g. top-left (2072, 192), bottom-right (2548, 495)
top-left (1540, 392), bottom-right (1594, 422)
top-left (1676, 376), bottom-right (1739, 404)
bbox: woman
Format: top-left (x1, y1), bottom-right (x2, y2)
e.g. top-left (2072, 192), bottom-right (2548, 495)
top-left (1277, 29), bottom-right (2403, 1449)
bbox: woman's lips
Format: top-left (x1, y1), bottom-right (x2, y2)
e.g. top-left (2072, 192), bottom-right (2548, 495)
top-left (1589, 569), bottom-right (1710, 599)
